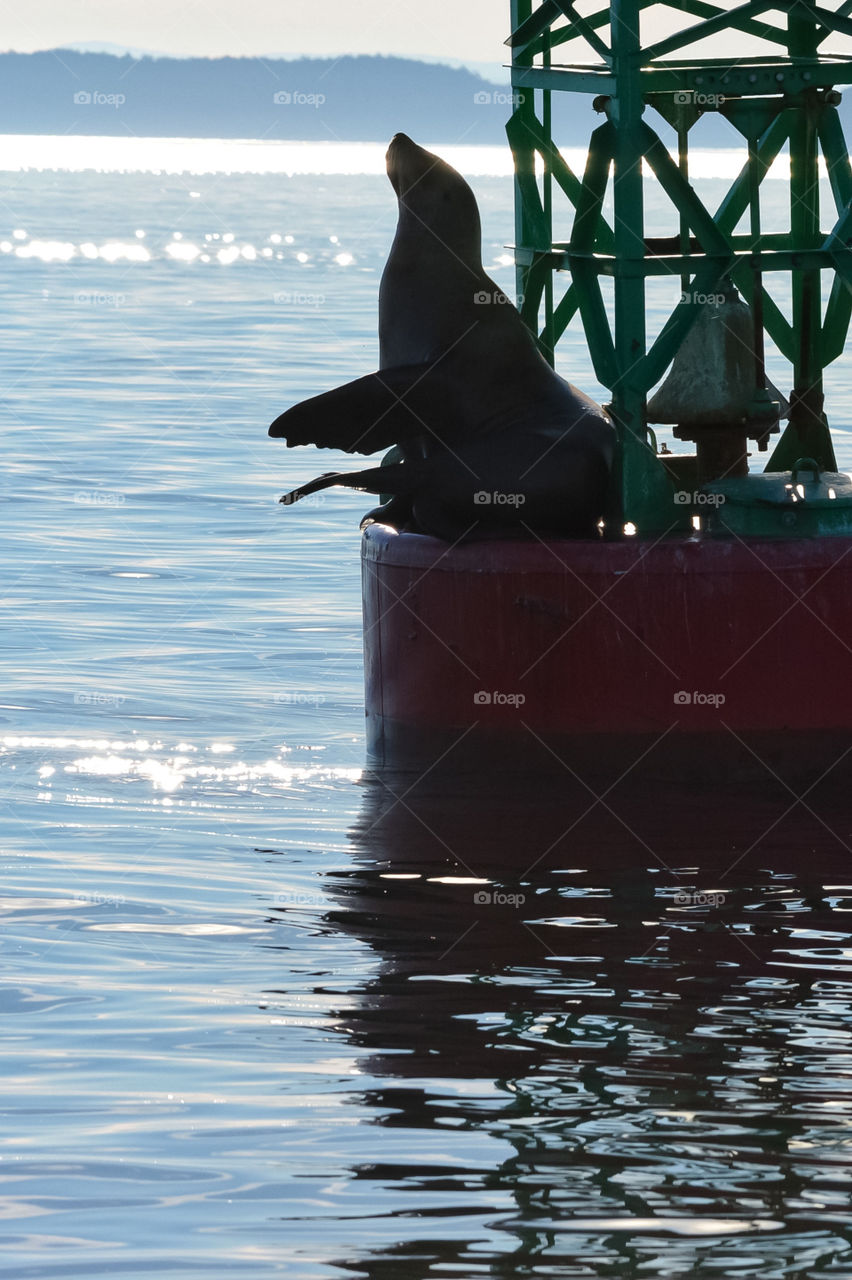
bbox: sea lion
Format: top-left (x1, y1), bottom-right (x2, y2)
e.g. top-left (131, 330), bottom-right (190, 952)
top-left (269, 133), bottom-right (615, 540)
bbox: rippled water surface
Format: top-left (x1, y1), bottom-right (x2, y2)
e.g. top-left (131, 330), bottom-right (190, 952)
top-left (2, 142), bottom-right (852, 1278)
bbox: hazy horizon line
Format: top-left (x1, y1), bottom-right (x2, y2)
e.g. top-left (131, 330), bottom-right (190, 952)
top-left (0, 44), bottom-right (510, 82)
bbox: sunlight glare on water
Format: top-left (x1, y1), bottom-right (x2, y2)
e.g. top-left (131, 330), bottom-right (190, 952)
top-left (0, 132), bottom-right (806, 178)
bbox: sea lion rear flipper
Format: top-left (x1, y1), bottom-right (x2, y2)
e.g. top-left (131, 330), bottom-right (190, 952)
top-left (269, 365), bottom-right (458, 455)
top-left (359, 495), bottom-right (414, 530)
top-left (280, 461), bottom-right (413, 505)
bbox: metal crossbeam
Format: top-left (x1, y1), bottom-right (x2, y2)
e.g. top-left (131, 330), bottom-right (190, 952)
top-left (508, 0), bottom-right (851, 530)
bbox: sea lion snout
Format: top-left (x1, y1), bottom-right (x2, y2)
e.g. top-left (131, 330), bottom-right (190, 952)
top-left (385, 132), bottom-right (412, 175)
top-left (387, 132), bottom-right (412, 151)
top-left (386, 132), bottom-right (414, 158)
top-left (386, 133), bottom-right (437, 197)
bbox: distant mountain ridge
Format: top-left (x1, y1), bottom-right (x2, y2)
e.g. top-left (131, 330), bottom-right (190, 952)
top-left (59, 43), bottom-right (510, 84)
top-left (0, 50), bottom-right (523, 143)
top-left (0, 49), bottom-right (848, 147)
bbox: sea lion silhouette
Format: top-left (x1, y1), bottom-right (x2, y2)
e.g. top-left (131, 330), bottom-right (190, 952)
top-left (269, 133), bottom-right (614, 541)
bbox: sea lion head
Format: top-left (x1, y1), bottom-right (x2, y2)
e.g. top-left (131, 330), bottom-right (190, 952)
top-left (385, 133), bottom-right (481, 264)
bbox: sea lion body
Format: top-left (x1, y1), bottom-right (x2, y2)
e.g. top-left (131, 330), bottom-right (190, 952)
top-left (270, 134), bottom-right (614, 540)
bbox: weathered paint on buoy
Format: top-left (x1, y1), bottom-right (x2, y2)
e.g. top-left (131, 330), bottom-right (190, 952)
top-left (362, 524), bottom-right (852, 779)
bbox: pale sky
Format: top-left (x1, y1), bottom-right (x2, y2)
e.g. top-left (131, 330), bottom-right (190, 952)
top-left (2, 0), bottom-right (509, 60)
top-left (2, 2), bottom-right (849, 64)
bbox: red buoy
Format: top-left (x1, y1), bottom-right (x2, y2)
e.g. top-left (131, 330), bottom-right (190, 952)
top-left (362, 525), bottom-right (852, 782)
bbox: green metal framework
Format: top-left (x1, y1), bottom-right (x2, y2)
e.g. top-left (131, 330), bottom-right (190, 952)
top-left (508, 0), bottom-right (852, 531)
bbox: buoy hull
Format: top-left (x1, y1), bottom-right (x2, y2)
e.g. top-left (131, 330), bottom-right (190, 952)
top-left (361, 525), bottom-right (852, 780)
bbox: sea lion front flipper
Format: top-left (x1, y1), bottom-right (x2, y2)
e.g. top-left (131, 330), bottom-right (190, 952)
top-left (268, 365), bottom-right (459, 455)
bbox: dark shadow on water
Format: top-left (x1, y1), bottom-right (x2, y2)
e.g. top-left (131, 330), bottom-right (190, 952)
top-left (273, 763), bottom-right (852, 1278)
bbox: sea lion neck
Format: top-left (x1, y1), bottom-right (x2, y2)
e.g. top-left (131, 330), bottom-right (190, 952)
top-left (392, 196), bottom-right (483, 273)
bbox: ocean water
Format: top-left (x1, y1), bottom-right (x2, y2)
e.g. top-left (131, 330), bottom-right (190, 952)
top-left (2, 138), bottom-right (852, 1279)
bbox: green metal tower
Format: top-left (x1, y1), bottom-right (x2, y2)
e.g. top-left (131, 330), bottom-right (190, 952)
top-left (507, 1), bottom-right (852, 535)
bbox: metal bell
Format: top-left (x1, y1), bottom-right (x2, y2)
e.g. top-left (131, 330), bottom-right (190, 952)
top-left (647, 286), bottom-right (788, 428)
